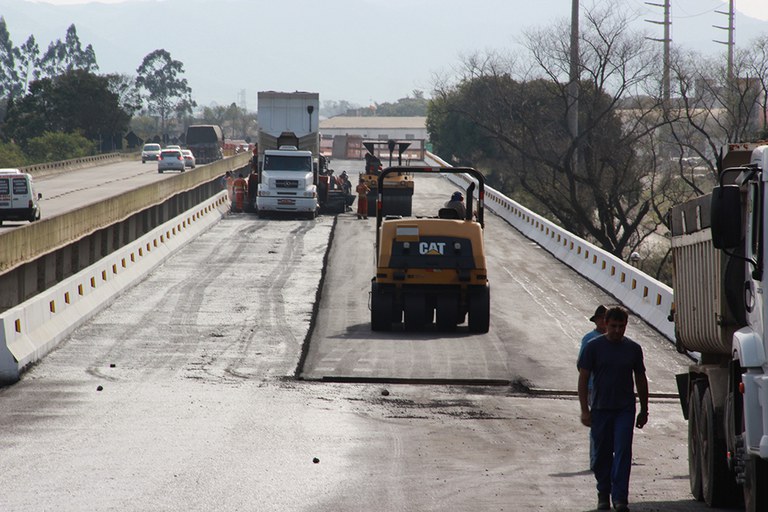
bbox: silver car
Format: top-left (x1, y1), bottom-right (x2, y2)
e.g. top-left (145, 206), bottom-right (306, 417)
top-left (141, 143), bottom-right (162, 163)
top-left (182, 149), bottom-right (196, 169)
top-left (157, 149), bottom-right (186, 173)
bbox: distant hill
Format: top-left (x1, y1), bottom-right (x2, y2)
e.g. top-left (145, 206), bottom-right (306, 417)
top-left (0, 0), bottom-right (766, 108)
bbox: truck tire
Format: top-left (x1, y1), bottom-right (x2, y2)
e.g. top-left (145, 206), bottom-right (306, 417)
top-left (468, 285), bottom-right (490, 333)
top-left (743, 455), bottom-right (768, 512)
top-left (436, 294), bottom-right (459, 331)
top-left (688, 383), bottom-right (704, 501)
top-left (371, 284), bottom-right (393, 331)
top-left (699, 387), bottom-right (733, 507)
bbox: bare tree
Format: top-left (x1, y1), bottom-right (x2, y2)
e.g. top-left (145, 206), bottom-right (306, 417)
top-left (430, 3), bottom-right (669, 259)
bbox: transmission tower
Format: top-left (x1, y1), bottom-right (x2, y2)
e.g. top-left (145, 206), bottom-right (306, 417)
top-left (645, 0), bottom-right (671, 103)
top-left (713, 0), bottom-right (734, 83)
top-left (237, 89), bottom-right (247, 111)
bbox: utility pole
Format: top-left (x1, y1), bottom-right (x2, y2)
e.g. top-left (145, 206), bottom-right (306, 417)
top-left (645, 0), bottom-right (671, 104)
top-left (713, 0), bottom-right (734, 84)
top-left (567, 0), bottom-right (579, 171)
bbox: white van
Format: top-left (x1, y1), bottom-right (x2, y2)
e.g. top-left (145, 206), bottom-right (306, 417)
top-left (0, 169), bottom-right (42, 226)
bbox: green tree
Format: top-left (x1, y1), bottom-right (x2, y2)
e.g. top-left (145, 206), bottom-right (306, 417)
top-left (25, 131), bottom-right (93, 163)
top-left (37, 24), bottom-right (98, 79)
top-left (0, 17), bottom-right (22, 101)
top-left (0, 140), bottom-right (27, 167)
top-left (105, 73), bottom-right (142, 117)
top-left (375, 91), bottom-right (429, 116)
top-left (4, 70), bottom-right (130, 150)
top-left (135, 49), bottom-right (194, 139)
top-left (16, 35), bottom-right (39, 94)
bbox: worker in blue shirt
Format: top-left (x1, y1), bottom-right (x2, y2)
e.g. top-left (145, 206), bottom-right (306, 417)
top-left (578, 304), bottom-right (607, 470)
top-left (578, 306), bottom-right (649, 512)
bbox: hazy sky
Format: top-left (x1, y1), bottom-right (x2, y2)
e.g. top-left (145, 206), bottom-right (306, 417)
top-left (30, 0), bottom-right (768, 22)
top-left (7, 0), bottom-right (768, 109)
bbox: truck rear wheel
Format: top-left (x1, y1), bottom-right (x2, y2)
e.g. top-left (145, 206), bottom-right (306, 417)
top-left (404, 294), bottom-right (427, 330)
top-left (700, 387), bottom-right (735, 506)
top-left (371, 284), bottom-right (393, 331)
top-left (743, 455), bottom-right (768, 512)
top-left (468, 285), bottom-right (490, 333)
top-left (436, 294), bottom-right (459, 331)
top-left (688, 383), bottom-right (704, 501)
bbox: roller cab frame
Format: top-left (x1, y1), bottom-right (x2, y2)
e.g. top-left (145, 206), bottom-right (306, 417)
top-left (359, 140), bottom-right (415, 217)
top-left (370, 166), bottom-right (489, 333)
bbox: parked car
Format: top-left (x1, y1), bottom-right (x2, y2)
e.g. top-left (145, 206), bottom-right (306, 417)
top-left (157, 149), bottom-right (186, 173)
top-left (141, 143), bottom-right (162, 163)
top-left (182, 149), bottom-right (196, 169)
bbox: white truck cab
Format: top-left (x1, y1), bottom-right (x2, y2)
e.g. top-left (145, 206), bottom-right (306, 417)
top-left (0, 169), bottom-right (42, 226)
top-left (256, 147), bottom-right (318, 217)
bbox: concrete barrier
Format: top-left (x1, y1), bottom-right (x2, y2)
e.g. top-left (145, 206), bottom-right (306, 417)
top-left (0, 191), bottom-right (230, 383)
top-left (22, 153), bottom-right (136, 179)
top-left (425, 152), bottom-right (674, 342)
top-left (0, 153), bottom-right (250, 275)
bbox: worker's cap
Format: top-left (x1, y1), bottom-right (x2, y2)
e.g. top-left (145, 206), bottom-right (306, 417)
top-left (451, 191), bottom-right (463, 201)
top-left (589, 305), bottom-right (607, 322)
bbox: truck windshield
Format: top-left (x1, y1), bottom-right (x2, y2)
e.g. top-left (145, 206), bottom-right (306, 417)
top-left (264, 155), bottom-right (311, 172)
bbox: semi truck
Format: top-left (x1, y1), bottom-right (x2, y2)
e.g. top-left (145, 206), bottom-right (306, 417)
top-left (669, 142), bottom-right (768, 512)
top-left (255, 91), bottom-right (322, 218)
top-left (185, 125), bottom-right (224, 164)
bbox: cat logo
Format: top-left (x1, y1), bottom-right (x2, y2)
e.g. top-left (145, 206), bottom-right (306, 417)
top-left (419, 242), bottom-right (446, 255)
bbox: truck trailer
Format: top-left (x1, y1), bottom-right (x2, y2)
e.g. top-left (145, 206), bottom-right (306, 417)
top-left (669, 142), bottom-right (768, 511)
top-left (185, 125), bottom-right (224, 164)
top-left (255, 91), bottom-right (321, 218)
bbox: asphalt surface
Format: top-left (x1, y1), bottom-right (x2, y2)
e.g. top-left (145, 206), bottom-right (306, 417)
top-left (0, 160), bottom-right (741, 511)
top-left (0, 158), bottom-right (197, 230)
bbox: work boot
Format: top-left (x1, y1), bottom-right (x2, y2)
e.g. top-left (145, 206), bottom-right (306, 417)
top-left (597, 493), bottom-right (610, 510)
top-left (613, 503), bottom-right (629, 512)
top-left (357, 215), bottom-right (362, 219)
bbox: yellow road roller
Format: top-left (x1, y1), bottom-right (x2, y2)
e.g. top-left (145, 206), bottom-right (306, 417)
top-left (370, 166), bottom-right (489, 333)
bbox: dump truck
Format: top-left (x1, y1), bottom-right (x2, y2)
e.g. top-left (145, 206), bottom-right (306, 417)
top-left (185, 125), bottom-right (224, 164)
top-left (370, 166), bottom-right (489, 333)
top-left (669, 142), bottom-right (768, 512)
top-left (359, 140), bottom-right (415, 217)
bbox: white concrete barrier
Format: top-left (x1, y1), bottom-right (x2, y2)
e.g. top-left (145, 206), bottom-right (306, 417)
top-left (425, 152), bottom-right (674, 342)
top-left (0, 192), bottom-right (230, 383)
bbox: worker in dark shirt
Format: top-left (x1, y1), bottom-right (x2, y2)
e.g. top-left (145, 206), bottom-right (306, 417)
top-left (577, 306), bottom-right (649, 512)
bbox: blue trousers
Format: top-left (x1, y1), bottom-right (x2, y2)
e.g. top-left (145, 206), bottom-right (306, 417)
top-left (590, 406), bottom-right (635, 504)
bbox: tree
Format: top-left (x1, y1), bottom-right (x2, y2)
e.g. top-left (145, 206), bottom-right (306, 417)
top-left (429, 3), bottom-right (669, 259)
top-left (0, 17), bottom-right (22, 102)
top-left (0, 140), bottom-right (27, 167)
top-left (25, 131), bottom-right (93, 163)
top-left (37, 24), bottom-right (98, 79)
top-left (4, 70), bottom-right (130, 150)
top-left (105, 73), bottom-right (142, 117)
top-left (135, 49), bottom-right (194, 139)
top-left (16, 35), bottom-right (39, 94)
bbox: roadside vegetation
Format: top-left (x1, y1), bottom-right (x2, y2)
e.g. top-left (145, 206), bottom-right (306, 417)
top-left (426, 3), bottom-right (768, 282)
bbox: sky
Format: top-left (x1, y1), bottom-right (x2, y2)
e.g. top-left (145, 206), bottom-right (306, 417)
top-left (5, 0), bottom-right (768, 111)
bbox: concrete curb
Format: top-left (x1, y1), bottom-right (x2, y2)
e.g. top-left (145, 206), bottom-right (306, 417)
top-left (0, 191), bottom-right (230, 384)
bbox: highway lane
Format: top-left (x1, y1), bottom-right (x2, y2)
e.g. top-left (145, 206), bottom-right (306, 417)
top-left (0, 158), bottom-right (223, 230)
top-left (0, 161), bottom-right (724, 511)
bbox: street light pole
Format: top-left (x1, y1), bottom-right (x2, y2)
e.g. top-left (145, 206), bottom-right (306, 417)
top-left (568, 0), bottom-right (580, 172)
